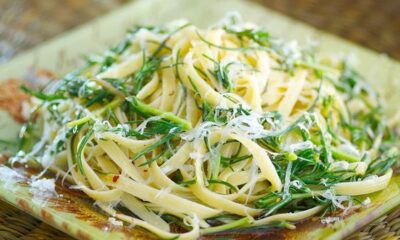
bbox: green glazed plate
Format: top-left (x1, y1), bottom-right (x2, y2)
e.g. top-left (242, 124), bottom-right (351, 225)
top-left (0, 0), bottom-right (399, 239)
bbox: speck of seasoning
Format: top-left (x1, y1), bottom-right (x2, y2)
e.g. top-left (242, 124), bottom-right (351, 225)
top-left (112, 175), bottom-right (120, 182)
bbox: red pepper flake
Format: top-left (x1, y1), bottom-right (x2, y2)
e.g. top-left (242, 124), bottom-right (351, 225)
top-left (112, 175), bottom-right (120, 182)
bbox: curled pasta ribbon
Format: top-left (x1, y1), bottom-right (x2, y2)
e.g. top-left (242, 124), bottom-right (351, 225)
top-left (333, 169), bottom-right (392, 196)
top-left (230, 133), bottom-right (283, 192)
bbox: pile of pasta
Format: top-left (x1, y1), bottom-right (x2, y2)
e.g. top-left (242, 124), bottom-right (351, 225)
top-left (14, 17), bottom-right (399, 239)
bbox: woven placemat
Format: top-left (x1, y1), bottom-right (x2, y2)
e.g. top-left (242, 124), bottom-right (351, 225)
top-left (1, 200), bottom-right (399, 240)
top-left (0, 202), bottom-right (72, 240)
top-left (0, 0), bottom-right (399, 239)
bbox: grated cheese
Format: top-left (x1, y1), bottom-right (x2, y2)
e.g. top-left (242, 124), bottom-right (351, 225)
top-left (108, 217), bottom-right (124, 227)
top-left (283, 161), bottom-right (293, 198)
top-left (321, 216), bottom-right (341, 225)
top-left (136, 115), bottom-right (163, 134)
top-left (226, 112), bottom-right (271, 139)
top-left (284, 140), bottom-right (314, 153)
top-left (338, 143), bottom-right (360, 157)
top-left (322, 190), bottom-right (351, 211)
top-left (0, 166), bottom-right (25, 191)
top-left (290, 180), bottom-right (302, 189)
top-left (181, 122), bottom-right (218, 141)
top-left (245, 161), bottom-right (258, 205)
top-left (20, 101), bottom-right (31, 121)
top-left (362, 197), bottom-right (371, 206)
top-left (29, 178), bottom-right (58, 205)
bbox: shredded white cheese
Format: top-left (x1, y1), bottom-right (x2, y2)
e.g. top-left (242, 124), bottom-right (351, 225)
top-left (21, 101), bottom-right (31, 121)
top-left (290, 180), bottom-right (302, 189)
top-left (136, 116), bottom-right (163, 134)
top-left (181, 122), bottom-right (218, 141)
top-left (284, 140), bottom-right (314, 153)
top-left (283, 161), bottom-right (293, 198)
top-left (29, 178), bottom-right (58, 205)
top-left (321, 216), bottom-right (341, 225)
top-left (322, 190), bottom-right (351, 210)
top-left (362, 197), bottom-right (371, 206)
top-left (9, 150), bottom-right (27, 164)
top-left (338, 143), bottom-right (360, 157)
top-left (280, 40), bottom-right (302, 67)
top-left (0, 166), bottom-right (25, 191)
top-left (330, 161), bottom-right (350, 171)
top-left (245, 161), bottom-right (258, 204)
top-left (226, 112), bottom-right (271, 139)
top-left (108, 217), bottom-right (123, 227)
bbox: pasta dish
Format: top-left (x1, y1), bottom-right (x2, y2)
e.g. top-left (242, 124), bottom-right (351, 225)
top-left (11, 15), bottom-right (400, 239)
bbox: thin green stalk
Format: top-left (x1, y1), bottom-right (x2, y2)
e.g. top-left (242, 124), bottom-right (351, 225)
top-left (273, 220), bottom-right (296, 230)
top-left (221, 154), bottom-right (252, 167)
top-left (131, 127), bottom-right (181, 161)
top-left (201, 216), bottom-right (253, 234)
top-left (20, 85), bottom-right (66, 101)
top-left (76, 127), bottom-right (94, 173)
top-left (138, 149), bottom-right (171, 167)
top-left (331, 147), bottom-right (359, 163)
top-left (208, 179), bottom-right (238, 193)
top-left (294, 61), bottom-right (338, 74)
top-left (66, 97), bottom-right (123, 128)
top-left (211, 154), bottom-right (221, 180)
top-left (127, 96), bottom-right (192, 130)
top-left (66, 116), bottom-right (92, 128)
top-left (196, 30), bottom-right (271, 53)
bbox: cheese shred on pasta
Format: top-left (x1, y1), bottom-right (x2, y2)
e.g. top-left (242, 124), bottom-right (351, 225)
top-left (13, 15), bottom-right (400, 239)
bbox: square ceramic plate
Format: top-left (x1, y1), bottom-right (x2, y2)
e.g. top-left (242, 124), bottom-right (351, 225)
top-left (0, 0), bottom-right (399, 239)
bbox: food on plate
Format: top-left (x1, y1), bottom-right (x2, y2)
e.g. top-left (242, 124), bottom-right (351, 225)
top-left (9, 15), bottom-right (400, 239)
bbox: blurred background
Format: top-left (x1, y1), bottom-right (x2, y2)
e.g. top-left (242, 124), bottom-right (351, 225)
top-left (0, 0), bottom-right (399, 64)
